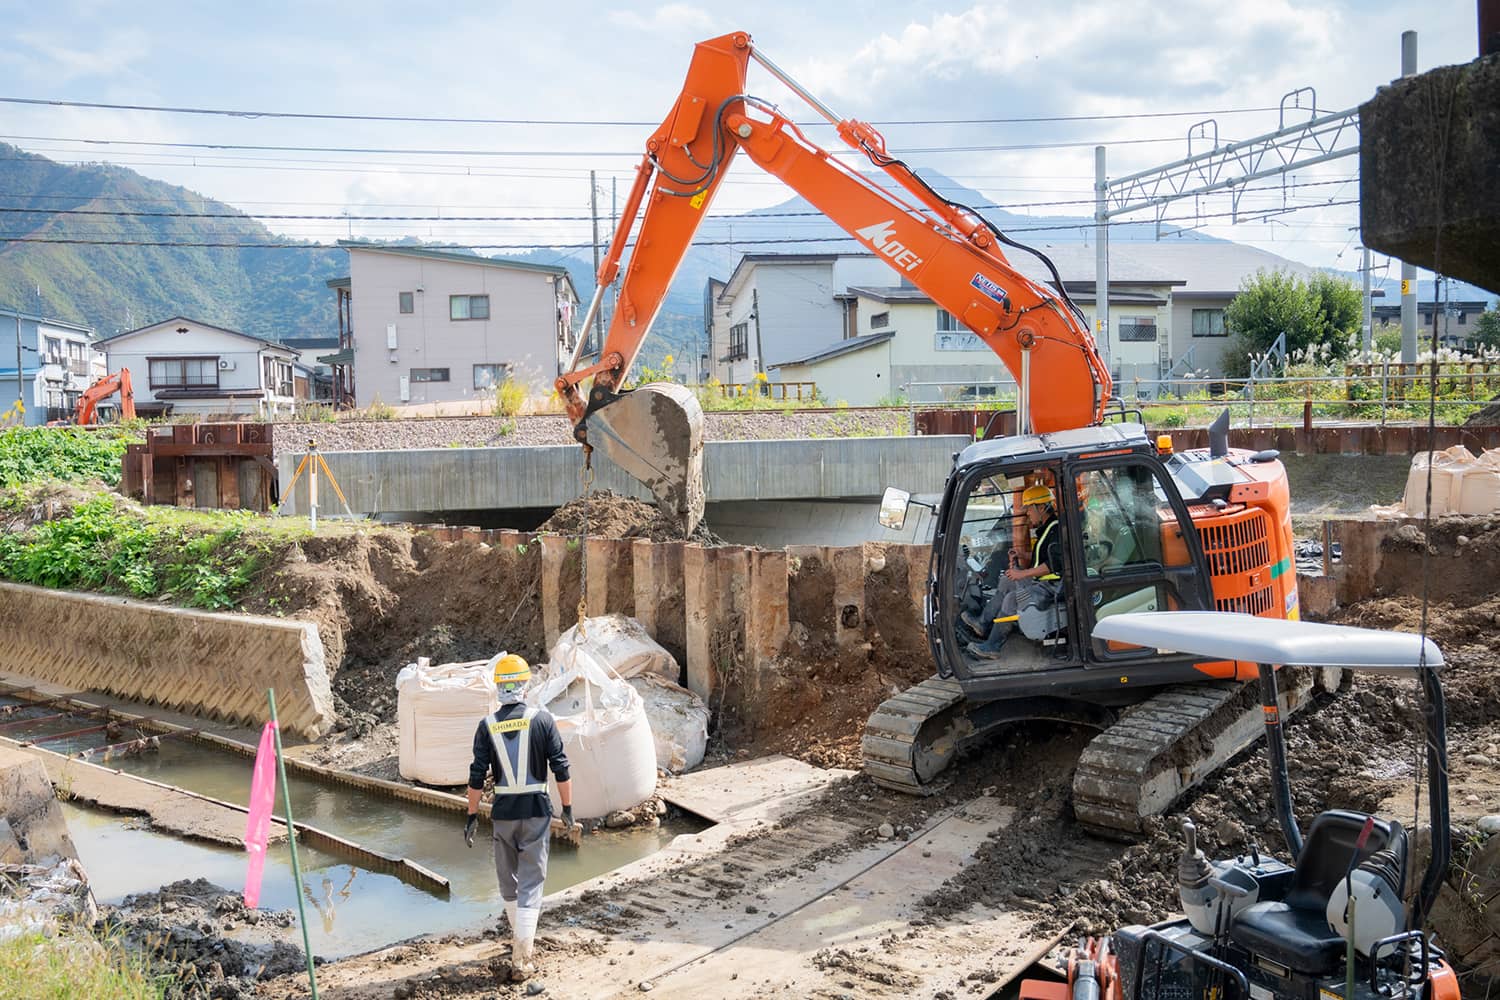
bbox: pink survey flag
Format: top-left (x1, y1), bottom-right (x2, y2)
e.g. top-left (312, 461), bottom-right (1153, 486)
top-left (244, 720), bottom-right (279, 908)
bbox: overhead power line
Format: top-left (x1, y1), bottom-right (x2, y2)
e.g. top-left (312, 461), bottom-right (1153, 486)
top-left (0, 197), bottom-right (1362, 249)
top-left (0, 132), bottom-right (1186, 157)
top-left (0, 94), bottom-right (1286, 128)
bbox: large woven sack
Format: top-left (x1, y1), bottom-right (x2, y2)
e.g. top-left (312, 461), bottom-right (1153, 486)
top-left (396, 657), bottom-right (496, 785)
top-left (532, 640), bottom-right (657, 820)
top-left (627, 672), bottom-right (709, 774)
top-left (1402, 446), bottom-right (1475, 516)
top-left (550, 614), bottom-right (680, 683)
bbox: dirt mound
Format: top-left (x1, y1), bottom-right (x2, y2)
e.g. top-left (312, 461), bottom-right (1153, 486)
top-left (538, 490), bottom-right (724, 544)
top-left (102, 878), bottom-right (303, 998)
top-left (1465, 395), bottom-right (1500, 426)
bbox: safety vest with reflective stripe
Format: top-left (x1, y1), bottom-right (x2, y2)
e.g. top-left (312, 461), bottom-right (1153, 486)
top-left (1032, 517), bottom-right (1061, 582)
top-left (486, 707), bottom-right (548, 795)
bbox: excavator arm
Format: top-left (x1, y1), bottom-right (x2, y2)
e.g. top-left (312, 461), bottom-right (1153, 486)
top-left (75, 368), bottom-right (135, 425)
top-left (557, 31), bottom-right (1112, 532)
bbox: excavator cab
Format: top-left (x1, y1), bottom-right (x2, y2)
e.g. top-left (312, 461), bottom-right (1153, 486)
top-left (925, 423), bottom-right (1215, 698)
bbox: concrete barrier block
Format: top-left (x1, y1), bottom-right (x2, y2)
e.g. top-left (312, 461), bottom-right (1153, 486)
top-left (0, 746), bottom-right (77, 865)
top-left (0, 582), bottom-right (333, 738)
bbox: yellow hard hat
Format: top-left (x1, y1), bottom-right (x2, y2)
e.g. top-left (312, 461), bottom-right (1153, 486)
top-left (1021, 484), bottom-right (1055, 508)
top-left (490, 653), bottom-right (531, 688)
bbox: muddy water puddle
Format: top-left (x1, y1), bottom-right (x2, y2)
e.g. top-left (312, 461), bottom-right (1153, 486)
top-left (5, 703), bottom-right (703, 958)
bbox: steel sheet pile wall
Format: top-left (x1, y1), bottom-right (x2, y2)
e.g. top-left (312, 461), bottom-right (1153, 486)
top-left (0, 581), bottom-right (333, 737)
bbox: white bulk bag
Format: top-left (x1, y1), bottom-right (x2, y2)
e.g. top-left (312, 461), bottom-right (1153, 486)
top-left (396, 657), bottom-right (497, 786)
top-left (551, 614), bottom-right (680, 683)
top-left (1456, 448), bottom-right (1500, 515)
top-left (531, 641), bottom-right (657, 820)
top-left (1403, 445), bottom-right (1476, 516)
top-left (627, 673), bottom-right (710, 774)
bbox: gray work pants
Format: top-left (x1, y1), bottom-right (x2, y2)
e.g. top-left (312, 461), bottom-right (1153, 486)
top-left (493, 815), bottom-right (551, 909)
top-left (979, 577), bottom-right (1062, 640)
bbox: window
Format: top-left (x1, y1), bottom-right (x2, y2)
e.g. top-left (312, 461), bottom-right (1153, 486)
top-left (1118, 316), bottom-right (1157, 342)
top-left (936, 309), bottom-right (961, 332)
top-left (44, 337), bottom-right (62, 362)
top-left (450, 294), bottom-right (490, 321)
top-left (474, 363), bottom-right (509, 390)
top-left (399, 291), bottom-right (415, 314)
top-left (148, 357), bottom-right (219, 389)
top-left (1191, 309), bottom-right (1226, 338)
top-left (871, 311), bottom-right (890, 329)
top-left (728, 322), bottom-right (749, 361)
top-left (410, 367), bottom-right (450, 383)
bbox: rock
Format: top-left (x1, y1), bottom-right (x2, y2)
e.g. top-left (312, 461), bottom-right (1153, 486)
top-left (393, 986), bottom-right (411, 999)
top-left (1466, 754), bottom-right (1494, 767)
top-left (877, 823), bottom-right (894, 839)
top-left (1458, 535), bottom-right (1471, 546)
top-left (1478, 815), bottom-right (1500, 835)
top-left (605, 810), bottom-right (637, 829)
top-left (1466, 794), bottom-right (1482, 804)
top-left (655, 799), bottom-right (667, 817)
top-left (1215, 818), bottom-right (1246, 844)
top-left (527, 982), bottom-right (547, 995)
top-left (981, 786), bottom-right (997, 797)
top-left (639, 980), bottom-right (655, 991)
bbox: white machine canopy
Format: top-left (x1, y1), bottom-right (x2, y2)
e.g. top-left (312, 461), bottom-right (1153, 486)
top-left (1092, 612), bottom-right (1443, 672)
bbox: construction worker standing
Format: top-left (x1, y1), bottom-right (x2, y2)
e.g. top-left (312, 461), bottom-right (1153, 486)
top-left (466, 653), bottom-right (574, 982)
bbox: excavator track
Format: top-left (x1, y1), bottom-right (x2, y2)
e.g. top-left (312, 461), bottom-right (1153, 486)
top-left (863, 668), bottom-right (1323, 834)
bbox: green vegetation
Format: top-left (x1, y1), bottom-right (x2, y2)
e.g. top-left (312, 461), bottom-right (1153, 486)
top-left (493, 377), bottom-right (528, 417)
top-left (0, 426), bottom-right (142, 488)
top-left (0, 928), bottom-right (168, 1000)
top-left (0, 492), bottom-right (298, 610)
top-left (1475, 309), bottom-right (1500, 350)
top-left (1222, 269), bottom-right (1362, 378)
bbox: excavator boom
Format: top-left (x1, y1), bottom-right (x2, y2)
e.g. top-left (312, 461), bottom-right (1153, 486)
top-left (75, 369), bottom-right (135, 425)
top-left (558, 31), bottom-right (1112, 533)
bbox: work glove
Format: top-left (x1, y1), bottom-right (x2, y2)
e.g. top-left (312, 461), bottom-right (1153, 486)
top-left (464, 813), bottom-right (478, 848)
top-left (561, 805), bottom-right (575, 830)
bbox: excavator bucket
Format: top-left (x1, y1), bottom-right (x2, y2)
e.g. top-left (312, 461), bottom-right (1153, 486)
top-left (586, 382), bottom-right (705, 536)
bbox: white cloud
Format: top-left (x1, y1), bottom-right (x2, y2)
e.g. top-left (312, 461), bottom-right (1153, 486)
top-left (12, 28), bottom-right (151, 84)
top-left (607, 4), bottom-right (717, 34)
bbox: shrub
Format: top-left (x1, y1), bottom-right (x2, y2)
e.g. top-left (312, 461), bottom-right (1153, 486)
top-left (493, 377), bottom-right (528, 418)
top-left (364, 395), bottom-right (395, 420)
top-left (0, 427), bottom-right (139, 488)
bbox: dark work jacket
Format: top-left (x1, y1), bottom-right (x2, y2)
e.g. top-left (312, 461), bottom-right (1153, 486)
top-left (468, 703), bottom-right (571, 821)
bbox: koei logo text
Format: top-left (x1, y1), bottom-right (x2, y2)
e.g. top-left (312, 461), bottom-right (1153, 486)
top-left (855, 220), bottom-right (924, 273)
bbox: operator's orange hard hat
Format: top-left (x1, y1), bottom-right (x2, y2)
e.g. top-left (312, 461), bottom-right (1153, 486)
top-left (490, 652), bottom-right (531, 688)
top-left (1021, 484), bottom-right (1055, 508)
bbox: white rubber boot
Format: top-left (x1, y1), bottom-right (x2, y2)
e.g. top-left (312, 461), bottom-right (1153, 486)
top-left (504, 899), bottom-right (518, 936)
top-left (511, 906), bottom-right (540, 981)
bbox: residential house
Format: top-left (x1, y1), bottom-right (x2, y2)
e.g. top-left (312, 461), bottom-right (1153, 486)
top-left (709, 253), bottom-right (898, 385)
top-left (1373, 300), bottom-right (1491, 349)
top-left (282, 333), bottom-right (339, 402)
top-left (98, 317), bottom-right (299, 418)
top-left (768, 247), bottom-right (1181, 404)
top-left (0, 309), bottom-right (102, 424)
top-left (335, 244), bottom-right (580, 409)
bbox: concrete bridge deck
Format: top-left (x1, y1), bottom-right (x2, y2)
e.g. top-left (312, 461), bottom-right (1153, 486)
top-left (275, 435), bottom-right (970, 517)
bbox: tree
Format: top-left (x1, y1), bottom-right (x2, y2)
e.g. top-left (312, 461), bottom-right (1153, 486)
top-left (1221, 269), bottom-right (1363, 376)
top-left (1474, 309), bottom-right (1500, 351)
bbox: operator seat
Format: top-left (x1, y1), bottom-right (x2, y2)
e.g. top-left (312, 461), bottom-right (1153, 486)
top-left (1228, 810), bottom-right (1406, 975)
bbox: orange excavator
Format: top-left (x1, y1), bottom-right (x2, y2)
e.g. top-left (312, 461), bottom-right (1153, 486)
top-left (559, 31), bottom-right (1315, 831)
top-left (74, 368), bottom-right (135, 424)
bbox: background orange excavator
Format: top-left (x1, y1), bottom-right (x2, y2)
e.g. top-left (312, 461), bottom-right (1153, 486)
top-left (560, 31), bottom-right (1315, 832)
top-left (73, 368), bottom-right (135, 425)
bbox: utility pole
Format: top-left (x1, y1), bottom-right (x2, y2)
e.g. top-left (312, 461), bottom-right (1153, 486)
top-left (1399, 30), bottom-right (1419, 363)
top-left (590, 171), bottom-right (604, 355)
top-left (1094, 146), bottom-right (1110, 370)
top-left (1361, 246), bottom-right (1373, 355)
top-left (14, 312), bottom-right (23, 419)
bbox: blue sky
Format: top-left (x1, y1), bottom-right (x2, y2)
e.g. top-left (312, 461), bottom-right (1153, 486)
top-left (0, 1), bottom-right (1484, 279)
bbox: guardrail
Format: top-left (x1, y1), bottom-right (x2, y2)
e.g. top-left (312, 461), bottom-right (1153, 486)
top-left (714, 380), bottom-right (818, 401)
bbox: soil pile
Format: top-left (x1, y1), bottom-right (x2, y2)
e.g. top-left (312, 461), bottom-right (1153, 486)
top-left (101, 878), bottom-right (303, 999)
top-left (537, 490), bottom-right (724, 544)
top-left (1465, 395), bottom-right (1500, 427)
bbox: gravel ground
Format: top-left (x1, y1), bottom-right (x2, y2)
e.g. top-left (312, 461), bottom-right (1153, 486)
top-left (273, 409), bottom-right (913, 458)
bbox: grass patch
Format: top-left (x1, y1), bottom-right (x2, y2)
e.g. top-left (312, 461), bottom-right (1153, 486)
top-left (0, 426), bottom-right (142, 488)
top-left (0, 928), bottom-right (168, 1000)
top-left (0, 490), bottom-right (323, 610)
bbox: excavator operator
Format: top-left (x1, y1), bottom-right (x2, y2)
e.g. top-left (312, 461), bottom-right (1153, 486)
top-left (962, 485), bottom-right (1064, 658)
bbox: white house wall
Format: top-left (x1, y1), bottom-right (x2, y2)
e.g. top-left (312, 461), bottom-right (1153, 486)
top-left (349, 251), bottom-right (566, 408)
top-left (777, 340), bottom-right (894, 406)
top-left (104, 324), bottom-right (283, 415)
